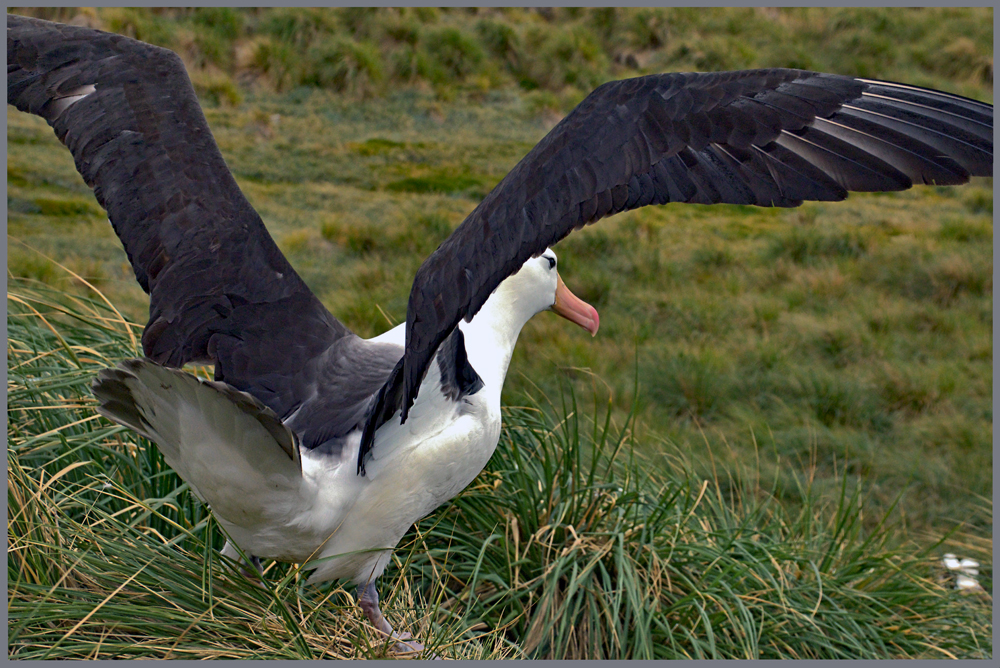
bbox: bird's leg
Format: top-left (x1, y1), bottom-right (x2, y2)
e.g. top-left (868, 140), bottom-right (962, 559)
top-left (356, 582), bottom-right (425, 655)
top-left (245, 555), bottom-right (263, 578)
top-left (221, 540), bottom-right (263, 581)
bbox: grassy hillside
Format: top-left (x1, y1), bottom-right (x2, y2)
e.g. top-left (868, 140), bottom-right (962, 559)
top-left (8, 7), bottom-right (994, 103)
top-left (6, 7), bottom-right (993, 646)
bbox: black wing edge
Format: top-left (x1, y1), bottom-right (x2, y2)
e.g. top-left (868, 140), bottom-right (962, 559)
top-left (357, 328), bottom-right (483, 475)
top-left (357, 357), bottom-right (405, 475)
top-left (436, 327), bottom-right (485, 402)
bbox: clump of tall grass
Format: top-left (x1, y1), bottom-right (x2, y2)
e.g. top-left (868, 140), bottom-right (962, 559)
top-left (8, 280), bottom-right (991, 659)
top-left (301, 38), bottom-right (385, 97)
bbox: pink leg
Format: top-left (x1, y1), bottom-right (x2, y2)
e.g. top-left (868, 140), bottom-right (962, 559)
top-left (356, 583), bottom-right (426, 655)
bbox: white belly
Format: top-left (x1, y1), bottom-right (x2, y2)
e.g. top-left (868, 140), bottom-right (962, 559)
top-left (305, 393), bottom-right (501, 585)
top-left (223, 373), bottom-right (502, 586)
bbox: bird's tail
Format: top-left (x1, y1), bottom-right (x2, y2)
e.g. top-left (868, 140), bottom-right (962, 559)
top-left (92, 359), bottom-right (302, 520)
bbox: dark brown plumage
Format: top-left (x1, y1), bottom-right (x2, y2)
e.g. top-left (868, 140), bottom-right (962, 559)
top-left (8, 14), bottom-right (397, 458)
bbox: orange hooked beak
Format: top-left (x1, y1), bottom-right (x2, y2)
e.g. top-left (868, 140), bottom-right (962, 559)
top-left (552, 273), bottom-right (600, 336)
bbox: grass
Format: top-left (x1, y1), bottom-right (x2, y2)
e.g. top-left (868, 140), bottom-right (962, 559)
top-left (6, 7), bottom-right (993, 656)
top-left (7, 280), bottom-right (992, 658)
top-left (8, 7), bottom-right (993, 103)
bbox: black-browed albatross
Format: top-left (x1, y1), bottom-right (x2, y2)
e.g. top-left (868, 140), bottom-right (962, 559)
top-left (7, 13), bottom-right (993, 655)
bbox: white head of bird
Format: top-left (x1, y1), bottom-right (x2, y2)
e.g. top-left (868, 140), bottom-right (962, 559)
top-left (488, 249), bottom-right (600, 338)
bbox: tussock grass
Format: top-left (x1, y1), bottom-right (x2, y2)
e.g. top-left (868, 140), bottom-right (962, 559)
top-left (8, 280), bottom-right (991, 659)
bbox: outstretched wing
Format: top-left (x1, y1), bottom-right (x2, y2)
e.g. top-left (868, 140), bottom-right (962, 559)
top-left (395, 68), bottom-right (992, 418)
top-left (7, 14), bottom-right (368, 428)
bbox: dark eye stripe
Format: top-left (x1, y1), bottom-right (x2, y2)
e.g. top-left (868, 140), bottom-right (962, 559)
top-left (545, 256), bottom-right (556, 269)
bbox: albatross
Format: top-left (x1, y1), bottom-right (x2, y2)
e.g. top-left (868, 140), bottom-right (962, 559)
top-left (7, 14), bottom-right (992, 655)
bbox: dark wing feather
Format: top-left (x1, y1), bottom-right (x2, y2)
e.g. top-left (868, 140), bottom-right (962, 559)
top-left (393, 69), bottom-right (992, 419)
top-left (7, 15), bottom-right (389, 436)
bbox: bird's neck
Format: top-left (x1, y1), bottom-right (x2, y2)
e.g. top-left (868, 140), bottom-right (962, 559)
top-left (458, 282), bottom-right (540, 402)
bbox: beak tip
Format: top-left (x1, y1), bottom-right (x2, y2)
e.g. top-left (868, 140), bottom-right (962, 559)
top-left (553, 277), bottom-right (601, 337)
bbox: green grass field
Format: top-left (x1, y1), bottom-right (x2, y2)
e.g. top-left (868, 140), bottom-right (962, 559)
top-left (7, 7), bottom-right (993, 659)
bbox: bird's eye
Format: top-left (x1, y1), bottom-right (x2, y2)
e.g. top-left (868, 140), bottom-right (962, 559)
top-left (545, 256), bottom-right (556, 269)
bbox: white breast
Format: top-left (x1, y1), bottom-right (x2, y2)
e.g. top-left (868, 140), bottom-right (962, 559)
top-left (296, 361), bottom-right (501, 584)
